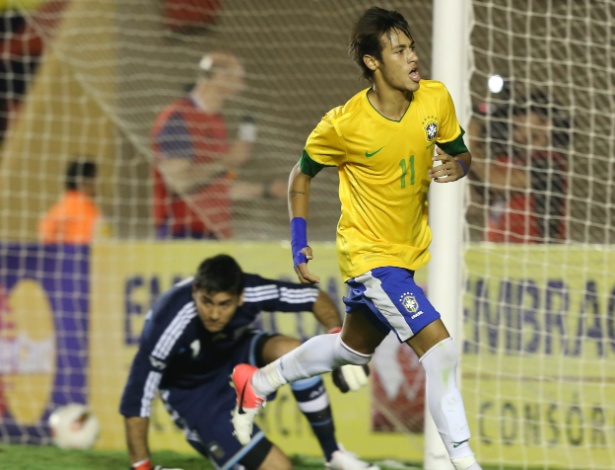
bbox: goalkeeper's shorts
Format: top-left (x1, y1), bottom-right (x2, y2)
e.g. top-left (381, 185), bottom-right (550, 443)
top-left (343, 266), bottom-right (440, 343)
top-left (158, 329), bottom-right (276, 469)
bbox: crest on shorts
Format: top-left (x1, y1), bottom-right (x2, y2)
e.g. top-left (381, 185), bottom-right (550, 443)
top-left (400, 292), bottom-right (419, 313)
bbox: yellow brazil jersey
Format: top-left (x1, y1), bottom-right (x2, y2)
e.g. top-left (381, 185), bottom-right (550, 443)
top-left (302, 80), bottom-right (465, 281)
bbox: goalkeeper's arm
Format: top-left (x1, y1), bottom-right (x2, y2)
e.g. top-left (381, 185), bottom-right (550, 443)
top-left (125, 416), bottom-right (151, 468)
top-left (125, 416), bottom-right (184, 470)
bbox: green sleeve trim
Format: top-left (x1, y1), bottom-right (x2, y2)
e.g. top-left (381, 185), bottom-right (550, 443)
top-left (299, 150), bottom-right (329, 177)
top-left (438, 127), bottom-right (468, 156)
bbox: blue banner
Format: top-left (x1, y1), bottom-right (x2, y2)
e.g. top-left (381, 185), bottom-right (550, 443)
top-left (0, 243), bottom-right (89, 444)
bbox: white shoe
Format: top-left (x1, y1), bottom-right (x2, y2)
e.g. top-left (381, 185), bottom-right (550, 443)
top-left (230, 364), bottom-right (266, 445)
top-left (326, 449), bottom-right (380, 470)
top-left (231, 406), bottom-right (260, 446)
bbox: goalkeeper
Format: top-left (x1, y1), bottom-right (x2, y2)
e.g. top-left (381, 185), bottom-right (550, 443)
top-left (120, 253), bottom-right (377, 470)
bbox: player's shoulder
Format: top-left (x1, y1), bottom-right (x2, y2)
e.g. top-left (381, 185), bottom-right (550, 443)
top-left (413, 80), bottom-right (453, 106)
top-left (242, 273), bottom-right (281, 291)
top-left (150, 277), bottom-right (196, 322)
top-left (415, 79), bottom-right (451, 100)
top-left (153, 97), bottom-right (192, 126)
top-left (323, 88), bottom-right (370, 124)
top-left (419, 79), bottom-right (448, 91)
top-left (241, 273), bottom-right (280, 305)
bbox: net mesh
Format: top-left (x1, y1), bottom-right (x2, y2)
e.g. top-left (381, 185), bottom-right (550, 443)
top-left (464, 1), bottom-right (615, 468)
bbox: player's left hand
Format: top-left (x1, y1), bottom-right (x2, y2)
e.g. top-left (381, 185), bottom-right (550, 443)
top-left (294, 246), bottom-right (320, 284)
top-left (332, 364), bottom-right (370, 393)
top-left (429, 147), bottom-right (465, 183)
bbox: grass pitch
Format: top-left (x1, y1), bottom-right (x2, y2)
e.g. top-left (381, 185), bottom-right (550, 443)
top-left (0, 444), bottom-right (539, 469)
top-left (0, 444), bottom-right (423, 470)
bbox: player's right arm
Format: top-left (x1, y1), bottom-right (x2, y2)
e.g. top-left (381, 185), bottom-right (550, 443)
top-left (124, 416), bottom-right (151, 467)
top-left (289, 161), bottom-right (319, 284)
top-left (120, 305), bottom-right (174, 468)
top-left (120, 339), bottom-right (163, 467)
top-left (290, 112), bottom-right (345, 284)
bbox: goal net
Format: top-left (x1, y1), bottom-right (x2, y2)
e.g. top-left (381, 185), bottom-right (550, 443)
top-left (464, 1), bottom-right (615, 469)
top-left (0, 0), bottom-right (613, 469)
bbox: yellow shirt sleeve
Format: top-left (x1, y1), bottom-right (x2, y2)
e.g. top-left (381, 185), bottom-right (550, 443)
top-left (304, 111), bottom-right (347, 167)
top-left (435, 84), bottom-right (463, 144)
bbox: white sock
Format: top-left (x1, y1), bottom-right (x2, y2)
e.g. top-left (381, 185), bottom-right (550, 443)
top-left (420, 338), bottom-right (476, 463)
top-left (252, 334), bottom-right (339, 397)
top-left (451, 455), bottom-right (482, 470)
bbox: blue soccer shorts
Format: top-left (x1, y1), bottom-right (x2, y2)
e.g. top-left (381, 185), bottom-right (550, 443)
top-left (344, 266), bottom-right (440, 343)
top-left (159, 329), bottom-right (275, 470)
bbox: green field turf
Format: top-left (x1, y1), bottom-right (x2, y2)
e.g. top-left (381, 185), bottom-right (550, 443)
top-left (0, 445), bottom-right (423, 469)
top-left (0, 444), bottom-right (541, 470)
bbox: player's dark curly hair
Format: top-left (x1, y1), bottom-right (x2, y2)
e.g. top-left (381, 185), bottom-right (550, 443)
top-left (194, 254), bottom-right (244, 295)
top-left (349, 7), bottom-right (413, 81)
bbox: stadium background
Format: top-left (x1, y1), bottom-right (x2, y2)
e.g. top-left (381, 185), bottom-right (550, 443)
top-left (0, 1), bottom-right (614, 469)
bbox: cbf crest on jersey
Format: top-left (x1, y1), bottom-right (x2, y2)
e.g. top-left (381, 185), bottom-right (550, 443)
top-left (399, 292), bottom-right (419, 313)
top-left (422, 115), bottom-right (438, 142)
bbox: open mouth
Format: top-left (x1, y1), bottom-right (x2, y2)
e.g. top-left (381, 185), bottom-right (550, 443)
top-left (409, 66), bottom-right (421, 83)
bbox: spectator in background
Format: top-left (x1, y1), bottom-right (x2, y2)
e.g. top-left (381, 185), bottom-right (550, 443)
top-left (151, 51), bottom-right (286, 240)
top-left (0, 9), bottom-right (43, 141)
top-left (0, 1), bottom-right (66, 141)
top-left (38, 159), bottom-right (107, 244)
top-left (468, 91), bottom-right (569, 243)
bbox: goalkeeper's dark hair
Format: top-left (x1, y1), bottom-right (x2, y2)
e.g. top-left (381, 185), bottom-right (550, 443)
top-left (65, 159), bottom-right (97, 191)
top-left (349, 7), bottom-right (413, 81)
top-left (193, 254), bottom-right (244, 296)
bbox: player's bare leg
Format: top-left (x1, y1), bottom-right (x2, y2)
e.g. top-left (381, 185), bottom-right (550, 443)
top-left (256, 444), bottom-right (292, 470)
top-left (338, 309), bottom-right (388, 354)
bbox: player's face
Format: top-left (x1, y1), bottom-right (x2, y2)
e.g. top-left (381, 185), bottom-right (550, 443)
top-left (212, 59), bottom-right (246, 99)
top-left (193, 289), bottom-right (243, 333)
top-left (376, 29), bottom-right (421, 93)
top-left (512, 111), bottom-right (550, 149)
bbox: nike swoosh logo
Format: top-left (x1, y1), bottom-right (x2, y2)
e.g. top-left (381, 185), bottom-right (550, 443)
top-left (452, 439), bottom-right (468, 448)
top-left (365, 147), bottom-right (384, 158)
top-left (238, 385), bottom-right (247, 414)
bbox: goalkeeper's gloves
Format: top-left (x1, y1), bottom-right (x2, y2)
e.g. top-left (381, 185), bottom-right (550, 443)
top-left (328, 327), bottom-right (370, 393)
top-left (130, 458), bottom-right (184, 470)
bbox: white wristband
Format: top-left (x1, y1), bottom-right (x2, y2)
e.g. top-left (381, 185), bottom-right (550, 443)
top-left (238, 122), bottom-right (257, 143)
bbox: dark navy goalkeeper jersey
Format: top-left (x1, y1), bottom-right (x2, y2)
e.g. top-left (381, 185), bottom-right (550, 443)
top-left (120, 273), bottom-right (319, 418)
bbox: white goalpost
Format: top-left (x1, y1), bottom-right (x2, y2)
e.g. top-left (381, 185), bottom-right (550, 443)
top-left (425, 0), bottom-right (470, 468)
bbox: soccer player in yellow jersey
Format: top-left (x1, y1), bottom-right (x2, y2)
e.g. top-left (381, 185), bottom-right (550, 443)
top-left (232, 7), bottom-right (481, 470)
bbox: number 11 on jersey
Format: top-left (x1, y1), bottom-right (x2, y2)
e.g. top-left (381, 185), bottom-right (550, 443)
top-left (399, 155), bottom-right (415, 188)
